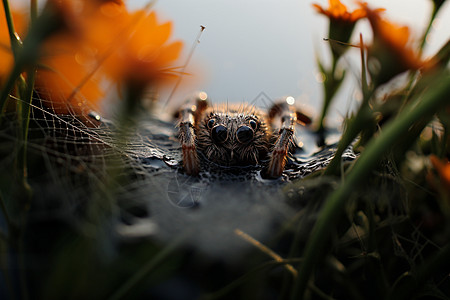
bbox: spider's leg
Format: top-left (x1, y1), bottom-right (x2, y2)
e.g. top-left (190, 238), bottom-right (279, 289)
top-left (295, 110), bottom-right (312, 126)
top-left (193, 97), bottom-right (209, 127)
top-left (177, 105), bottom-right (200, 175)
top-left (175, 96), bottom-right (210, 175)
top-left (266, 102), bottom-right (296, 178)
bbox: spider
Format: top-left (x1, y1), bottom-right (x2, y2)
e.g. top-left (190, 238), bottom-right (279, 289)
top-left (175, 95), bottom-right (312, 178)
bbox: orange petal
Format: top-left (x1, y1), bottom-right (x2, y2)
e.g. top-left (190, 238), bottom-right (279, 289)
top-left (157, 41), bottom-right (183, 65)
top-left (312, 4), bottom-right (326, 15)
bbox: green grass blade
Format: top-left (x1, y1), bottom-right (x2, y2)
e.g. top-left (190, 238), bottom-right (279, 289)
top-left (291, 73), bottom-right (450, 300)
top-left (108, 232), bottom-right (190, 300)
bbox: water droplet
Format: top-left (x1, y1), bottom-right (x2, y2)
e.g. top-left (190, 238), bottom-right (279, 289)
top-left (315, 72), bottom-right (326, 83)
top-left (432, 17), bottom-right (441, 30)
top-left (198, 91), bottom-right (208, 101)
top-left (286, 96), bottom-right (295, 105)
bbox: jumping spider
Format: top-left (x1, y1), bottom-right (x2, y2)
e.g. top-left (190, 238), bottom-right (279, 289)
top-left (175, 96), bottom-right (312, 178)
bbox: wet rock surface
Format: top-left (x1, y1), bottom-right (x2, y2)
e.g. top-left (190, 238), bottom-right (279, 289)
top-left (1, 113), bottom-right (356, 258)
top-left (97, 116), bottom-right (355, 256)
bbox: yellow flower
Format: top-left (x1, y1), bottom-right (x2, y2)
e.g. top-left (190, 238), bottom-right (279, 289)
top-left (361, 3), bottom-right (424, 84)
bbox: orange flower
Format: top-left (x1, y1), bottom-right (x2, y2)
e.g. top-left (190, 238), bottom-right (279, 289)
top-left (361, 3), bottom-right (424, 84)
top-left (0, 4), bottom-right (27, 84)
top-left (35, 34), bottom-right (104, 115)
top-left (101, 11), bottom-right (183, 89)
top-left (312, 0), bottom-right (366, 23)
top-left (81, 1), bottom-right (130, 57)
top-left (96, 0), bottom-right (124, 5)
top-left (4, 0), bottom-right (182, 117)
top-left (32, 0), bottom-right (121, 116)
top-left (38, 2), bottom-right (183, 111)
top-left (312, 1), bottom-right (382, 59)
top-left (430, 155), bottom-right (450, 192)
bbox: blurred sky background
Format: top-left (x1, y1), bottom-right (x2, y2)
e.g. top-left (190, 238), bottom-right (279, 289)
top-left (13, 0), bottom-right (450, 123)
top-left (128, 0), bottom-right (450, 124)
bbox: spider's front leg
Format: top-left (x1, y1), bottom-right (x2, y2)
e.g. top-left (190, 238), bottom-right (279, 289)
top-left (266, 102), bottom-right (297, 178)
top-left (176, 98), bottom-right (209, 176)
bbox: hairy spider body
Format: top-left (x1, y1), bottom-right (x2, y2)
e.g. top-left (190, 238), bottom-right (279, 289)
top-left (197, 107), bottom-right (270, 166)
top-left (176, 97), bottom-right (311, 178)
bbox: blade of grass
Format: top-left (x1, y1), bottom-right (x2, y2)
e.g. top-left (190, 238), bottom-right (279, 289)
top-left (414, 244), bottom-right (450, 292)
top-left (388, 243), bottom-right (450, 300)
top-left (419, 2), bottom-right (443, 54)
top-left (163, 25), bottom-right (206, 108)
top-left (30, 0), bottom-right (38, 23)
top-left (235, 228), bottom-right (298, 278)
top-left (2, 0), bottom-right (22, 56)
top-left (1, 1), bottom-right (77, 116)
top-left (0, 64), bottom-right (23, 115)
top-left (17, 229), bottom-right (29, 300)
top-left (323, 35), bottom-right (374, 176)
top-left (359, 34), bottom-right (369, 100)
top-left (0, 243), bottom-right (16, 300)
top-left (202, 259), bottom-right (303, 300)
top-left (290, 74), bottom-right (450, 300)
top-left (17, 67), bottom-right (36, 206)
top-left (108, 232), bottom-right (190, 300)
top-left (0, 193), bottom-right (12, 232)
top-left (322, 103), bottom-right (372, 176)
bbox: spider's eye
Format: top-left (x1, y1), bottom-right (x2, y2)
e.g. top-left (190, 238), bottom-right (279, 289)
top-left (236, 126), bottom-right (254, 144)
top-left (207, 119), bottom-right (216, 129)
top-left (249, 119), bottom-right (258, 130)
top-left (211, 125), bottom-right (228, 144)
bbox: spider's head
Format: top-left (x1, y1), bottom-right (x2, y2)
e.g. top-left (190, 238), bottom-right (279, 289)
top-left (197, 109), bottom-right (269, 166)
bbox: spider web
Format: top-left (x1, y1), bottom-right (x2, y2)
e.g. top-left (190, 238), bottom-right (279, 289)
top-left (0, 87), bottom-right (354, 257)
top-left (2, 88), bottom-right (172, 225)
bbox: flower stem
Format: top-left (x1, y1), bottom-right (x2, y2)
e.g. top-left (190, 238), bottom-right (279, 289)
top-left (419, 3), bottom-right (441, 54)
top-left (30, 0), bottom-right (38, 22)
top-left (323, 37), bottom-right (373, 176)
top-left (17, 68), bottom-right (36, 208)
top-left (322, 101), bottom-right (372, 176)
top-left (317, 93), bottom-right (333, 134)
top-left (0, 4), bottom-right (60, 116)
top-left (291, 74), bottom-right (450, 300)
top-left (316, 59), bottom-right (341, 134)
